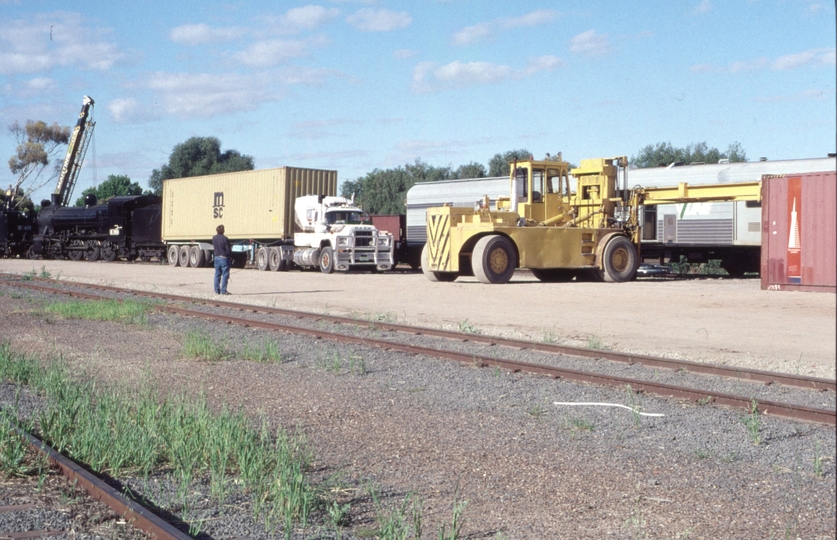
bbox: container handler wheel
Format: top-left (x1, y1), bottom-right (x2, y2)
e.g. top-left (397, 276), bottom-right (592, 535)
top-left (256, 247), bottom-right (270, 271)
top-left (600, 235), bottom-right (637, 283)
top-left (167, 245), bottom-right (180, 266)
top-left (421, 244), bottom-right (458, 282)
top-left (178, 245), bottom-right (191, 268)
top-left (319, 246), bottom-right (335, 274)
top-left (189, 245), bottom-right (205, 268)
top-left (473, 235), bottom-right (516, 284)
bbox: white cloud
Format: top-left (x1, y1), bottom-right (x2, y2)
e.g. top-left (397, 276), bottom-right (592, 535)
top-left (283, 5), bottom-right (341, 30)
top-left (169, 24), bottom-right (243, 46)
top-left (453, 23), bottom-right (491, 46)
top-left (452, 10), bottom-right (558, 46)
top-left (27, 77), bottom-right (55, 92)
top-left (691, 0), bottom-right (712, 15)
top-left (346, 8), bottom-right (412, 32)
top-left (772, 48), bottom-right (835, 70)
top-left (412, 55), bottom-right (563, 92)
top-left (569, 30), bottom-right (612, 58)
top-left (0, 12), bottom-right (123, 75)
top-left (393, 48), bottom-right (418, 60)
top-left (232, 36), bottom-right (327, 67)
top-left (691, 48), bottom-right (834, 73)
top-left (146, 72), bottom-right (279, 119)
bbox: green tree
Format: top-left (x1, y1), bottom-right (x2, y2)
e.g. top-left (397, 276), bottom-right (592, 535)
top-left (147, 136), bottom-right (254, 195)
top-left (340, 159), bottom-right (454, 215)
top-left (6, 120), bottom-right (71, 209)
top-left (632, 141), bottom-right (747, 168)
top-left (488, 149), bottom-right (532, 176)
top-left (74, 175), bottom-right (145, 206)
top-left (454, 161), bottom-right (487, 179)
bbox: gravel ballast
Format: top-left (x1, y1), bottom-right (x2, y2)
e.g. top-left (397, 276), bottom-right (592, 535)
top-left (0, 277), bottom-right (834, 539)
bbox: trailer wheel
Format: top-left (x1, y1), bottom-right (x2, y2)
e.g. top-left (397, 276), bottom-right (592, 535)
top-left (319, 246), bottom-right (335, 274)
top-left (268, 247), bottom-right (281, 271)
top-left (256, 247), bottom-right (269, 271)
top-left (167, 245), bottom-right (180, 266)
top-left (189, 246), bottom-right (205, 268)
top-left (531, 269), bottom-right (576, 282)
top-left (600, 236), bottom-right (637, 283)
top-left (473, 235), bottom-right (516, 284)
top-left (178, 245), bottom-right (190, 268)
top-left (85, 240), bottom-right (100, 262)
top-left (421, 244), bottom-right (458, 282)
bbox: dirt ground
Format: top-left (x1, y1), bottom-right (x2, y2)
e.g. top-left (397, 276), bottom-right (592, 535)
top-left (1, 259), bottom-right (834, 379)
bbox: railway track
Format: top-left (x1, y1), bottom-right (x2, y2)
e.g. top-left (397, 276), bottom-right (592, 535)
top-left (1, 275), bottom-right (834, 426)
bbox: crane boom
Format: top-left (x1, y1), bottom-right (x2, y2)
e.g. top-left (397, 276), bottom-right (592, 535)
top-left (53, 95), bottom-right (95, 207)
top-left (636, 181), bottom-right (761, 205)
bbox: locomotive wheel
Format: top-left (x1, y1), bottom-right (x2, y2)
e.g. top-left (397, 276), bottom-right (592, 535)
top-left (100, 242), bottom-right (118, 262)
top-left (257, 247), bottom-right (270, 271)
top-left (167, 245), bottom-right (180, 266)
top-left (26, 245), bottom-right (39, 260)
top-left (420, 244), bottom-right (458, 282)
top-left (319, 246), bottom-right (335, 274)
top-left (178, 245), bottom-right (190, 268)
top-left (531, 268), bottom-right (576, 282)
top-left (472, 235), bottom-right (516, 284)
top-left (85, 241), bottom-right (100, 262)
top-left (600, 236), bottom-right (637, 283)
top-left (67, 240), bottom-right (84, 261)
top-left (189, 245), bottom-right (205, 268)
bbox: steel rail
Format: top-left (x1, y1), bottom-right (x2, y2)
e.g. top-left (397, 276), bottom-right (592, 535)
top-left (2, 278), bottom-right (835, 426)
top-left (3, 275), bottom-right (833, 392)
top-left (22, 431), bottom-right (191, 540)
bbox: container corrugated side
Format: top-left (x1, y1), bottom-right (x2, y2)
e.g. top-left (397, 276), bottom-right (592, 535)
top-left (162, 167), bottom-right (336, 242)
top-left (761, 172), bottom-right (836, 292)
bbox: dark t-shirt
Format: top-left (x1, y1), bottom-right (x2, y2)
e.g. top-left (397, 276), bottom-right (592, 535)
top-left (212, 234), bottom-right (232, 259)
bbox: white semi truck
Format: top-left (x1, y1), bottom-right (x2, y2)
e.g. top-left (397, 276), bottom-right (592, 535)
top-left (161, 166), bottom-right (393, 273)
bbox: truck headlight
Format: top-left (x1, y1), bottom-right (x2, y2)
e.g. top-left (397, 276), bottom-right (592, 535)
top-left (338, 236), bottom-right (351, 246)
top-left (377, 236), bottom-right (391, 247)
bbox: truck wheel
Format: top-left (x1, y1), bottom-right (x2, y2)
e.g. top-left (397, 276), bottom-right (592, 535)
top-left (268, 247), bottom-right (281, 271)
top-left (189, 246), bottom-right (205, 268)
top-left (421, 244), bottom-right (458, 282)
top-left (178, 245), bottom-right (190, 268)
top-left (601, 236), bottom-right (637, 283)
top-left (531, 269), bottom-right (575, 282)
top-left (319, 246), bottom-right (335, 274)
top-left (473, 235), bottom-right (516, 284)
top-left (257, 247), bottom-right (270, 271)
top-left (167, 245), bottom-right (180, 266)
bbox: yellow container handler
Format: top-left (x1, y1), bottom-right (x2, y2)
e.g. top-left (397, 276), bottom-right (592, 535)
top-left (422, 155), bottom-right (761, 284)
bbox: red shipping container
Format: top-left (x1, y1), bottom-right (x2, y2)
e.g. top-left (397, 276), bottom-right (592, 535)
top-left (761, 172), bottom-right (836, 292)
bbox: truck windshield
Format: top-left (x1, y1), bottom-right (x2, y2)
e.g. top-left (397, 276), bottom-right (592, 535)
top-left (326, 211), bottom-right (364, 224)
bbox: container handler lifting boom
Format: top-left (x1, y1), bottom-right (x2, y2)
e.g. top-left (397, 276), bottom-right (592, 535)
top-left (52, 95), bottom-right (95, 207)
top-left (422, 155), bottom-right (763, 284)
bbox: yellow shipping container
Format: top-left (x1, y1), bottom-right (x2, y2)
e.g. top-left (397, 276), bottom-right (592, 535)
top-left (161, 167), bottom-right (337, 242)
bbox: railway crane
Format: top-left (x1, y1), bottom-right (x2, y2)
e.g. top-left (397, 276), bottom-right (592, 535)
top-left (52, 95), bottom-right (95, 208)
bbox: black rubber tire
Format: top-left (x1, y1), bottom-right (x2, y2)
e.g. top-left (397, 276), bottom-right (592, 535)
top-left (268, 247), bottom-right (281, 271)
top-left (189, 245), bottom-right (205, 268)
top-left (421, 244), bottom-right (458, 282)
top-left (319, 246), bottom-right (335, 274)
top-left (472, 235), bottom-right (517, 284)
top-left (257, 247), bottom-right (270, 271)
top-left (601, 236), bottom-right (637, 283)
top-left (531, 268), bottom-right (576, 282)
top-left (178, 245), bottom-right (190, 268)
top-left (167, 245), bottom-right (180, 266)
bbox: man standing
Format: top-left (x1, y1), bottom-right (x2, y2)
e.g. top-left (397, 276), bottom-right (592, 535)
top-left (212, 224), bottom-right (232, 295)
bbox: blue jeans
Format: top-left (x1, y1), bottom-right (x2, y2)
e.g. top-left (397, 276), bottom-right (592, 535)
top-left (214, 256), bottom-right (230, 294)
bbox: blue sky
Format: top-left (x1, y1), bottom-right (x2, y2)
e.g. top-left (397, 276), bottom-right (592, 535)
top-left (2, 0), bottom-right (835, 203)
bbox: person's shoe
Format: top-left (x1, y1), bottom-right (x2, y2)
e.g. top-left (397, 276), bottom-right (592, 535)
top-left (222, 291), bottom-right (231, 295)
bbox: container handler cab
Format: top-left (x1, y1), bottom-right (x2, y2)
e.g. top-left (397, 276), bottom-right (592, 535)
top-left (422, 155), bottom-right (762, 284)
